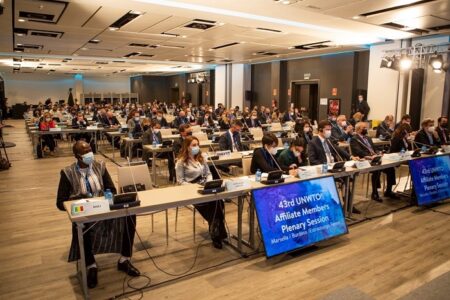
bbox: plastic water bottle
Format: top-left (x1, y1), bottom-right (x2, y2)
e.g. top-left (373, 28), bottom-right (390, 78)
top-left (284, 141), bottom-right (289, 149)
top-left (421, 145), bottom-right (427, 152)
top-left (322, 163), bottom-right (328, 173)
top-left (104, 189), bottom-right (113, 205)
top-left (400, 148), bottom-right (405, 159)
top-left (152, 140), bottom-right (157, 148)
top-left (255, 169), bottom-right (262, 182)
top-left (379, 134), bottom-right (383, 140)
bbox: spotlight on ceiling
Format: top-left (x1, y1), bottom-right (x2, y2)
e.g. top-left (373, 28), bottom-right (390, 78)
top-left (429, 52), bottom-right (443, 71)
top-left (399, 55), bottom-right (412, 70)
top-left (380, 56), bottom-right (393, 68)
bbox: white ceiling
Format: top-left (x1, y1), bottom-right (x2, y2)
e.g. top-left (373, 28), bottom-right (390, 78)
top-left (0, 0), bottom-right (448, 75)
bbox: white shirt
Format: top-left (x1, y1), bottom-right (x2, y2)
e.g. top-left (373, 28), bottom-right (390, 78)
top-left (319, 135), bottom-right (334, 164)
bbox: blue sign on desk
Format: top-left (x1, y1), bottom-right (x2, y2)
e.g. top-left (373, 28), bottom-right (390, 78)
top-left (409, 154), bottom-right (450, 206)
top-left (253, 176), bottom-right (348, 258)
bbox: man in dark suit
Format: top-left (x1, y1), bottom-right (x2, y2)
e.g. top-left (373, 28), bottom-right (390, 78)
top-left (172, 111), bottom-right (189, 128)
top-left (331, 115), bottom-right (353, 142)
top-left (307, 120), bottom-right (356, 166)
top-left (350, 122), bottom-right (398, 201)
top-left (173, 124), bottom-right (192, 157)
top-left (436, 116), bottom-right (449, 145)
top-left (282, 108), bottom-right (295, 123)
top-left (142, 122), bottom-right (175, 181)
top-left (218, 120), bottom-right (247, 152)
top-left (153, 111), bottom-right (168, 128)
top-left (356, 95), bottom-right (370, 121)
top-left (414, 118), bottom-right (440, 147)
top-left (197, 112), bottom-right (214, 127)
top-left (246, 111), bottom-right (261, 128)
top-left (103, 111), bottom-right (121, 148)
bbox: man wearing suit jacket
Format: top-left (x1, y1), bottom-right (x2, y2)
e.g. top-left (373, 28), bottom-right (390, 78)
top-left (218, 120), bottom-right (247, 152)
top-left (350, 122), bottom-right (398, 201)
top-left (142, 122), bottom-right (175, 181)
top-left (308, 120), bottom-right (356, 166)
top-left (172, 111), bottom-right (189, 128)
top-left (414, 118), bottom-right (441, 147)
top-left (436, 116), bottom-right (449, 145)
top-left (331, 115), bottom-right (353, 142)
top-left (282, 108), bottom-right (295, 123)
top-left (172, 124), bottom-right (192, 157)
top-left (152, 111), bottom-right (168, 128)
top-left (245, 111), bottom-right (261, 128)
top-left (356, 95), bottom-right (370, 121)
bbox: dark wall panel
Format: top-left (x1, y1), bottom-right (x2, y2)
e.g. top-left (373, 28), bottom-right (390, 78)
top-left (251, 63), bottom-right (272, 108)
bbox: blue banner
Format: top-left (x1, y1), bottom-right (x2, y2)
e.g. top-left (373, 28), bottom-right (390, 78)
top-left (409, 154), bottom-right (450, 206)
top-left (253, 176), bottom-right (348, 257)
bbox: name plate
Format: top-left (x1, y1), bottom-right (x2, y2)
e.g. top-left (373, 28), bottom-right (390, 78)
top-left (71, 199), bottom-right (110, 216)
top-left (86, 126), bottom-right (98, 130)
top-left (216, 150), bottom-right (231, 158)
top-left (355, 160), bottom-right (371, 169)
top-left (225, 178), bottom-right (251, 191)
top-left (297, 167), bottom-right (318, 179)
top-left (49, 127), bottom-right (62, 132)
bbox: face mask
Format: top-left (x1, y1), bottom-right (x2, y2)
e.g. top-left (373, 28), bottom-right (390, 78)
top-left (441, 123), bottom-right (448, 128)
top-left (324, 130), bottom-right (332, 139)
top-left (361, 129), bottom-right (368, 135)
top-left (304, 127), bottom-right (310, 133)
top-left (134, 117), bottom-right (140, 121)
top-left (205, 116), bottom-right (209, 120)
top-left (341, 121), bottom-right (347, 127)
top-left (191, 146), bottom-right (200, 156)
top-left (46, 118), bottom-right (51, 122)
top-left (270, 147), bottom-right (278, 155)
top-left (157, 116), bottom-right (162, 120)
top-left (427, 126), bottom-right (435, 133)
top-left (293, 150), bottom-right (301, 157)
top-left (81, 152), bottom-right (94, 165)
top-left (153, 128), bottom-right (160, 133)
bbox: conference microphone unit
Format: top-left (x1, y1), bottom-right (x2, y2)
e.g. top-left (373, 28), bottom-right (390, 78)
top-left (262, 150), bottom-right (285, 185)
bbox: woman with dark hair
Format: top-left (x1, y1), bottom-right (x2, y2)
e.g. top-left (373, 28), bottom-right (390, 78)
top-left (294, 120), bottom-right (313, 145)
top-left (390, 123), bottom-right (413, 153)
top-left (250, 133), bottom-right (282, 174)
top-left (175, 136), bottom-right (227, 249)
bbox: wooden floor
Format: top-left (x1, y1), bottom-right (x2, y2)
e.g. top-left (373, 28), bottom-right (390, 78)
top-left (0, 119), bottom-right (449, 300)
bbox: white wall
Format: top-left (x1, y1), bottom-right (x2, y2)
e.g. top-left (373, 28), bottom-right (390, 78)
top-left (2, 73), bottom-right (130, 105)
top-left (414, 35), bottom-right (449, 120)
top-left (367, 40), bottom-right (401, 121)
top-left (214, 65), bottom-right (226, 107)
top-left (231, 63), bottom-right (245, 109)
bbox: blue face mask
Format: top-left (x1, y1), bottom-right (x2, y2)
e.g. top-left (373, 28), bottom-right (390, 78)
top-left (191, 146), bottom-right (200, 156)
top-left (81, 152), bottom-right (94, 165)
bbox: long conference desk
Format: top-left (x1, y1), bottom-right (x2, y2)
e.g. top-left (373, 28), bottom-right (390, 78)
top-left (62, 149), bottom-right (449, 299)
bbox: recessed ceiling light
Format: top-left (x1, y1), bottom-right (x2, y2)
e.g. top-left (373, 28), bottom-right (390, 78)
top-left (130, 10), bottom-right (143, 15)
top-left (81, 47), bottom-right (88, 51)
top-left (16, 33), bottom-right (24, 36)
top-left (181, 35), bottom-right (187, 38)
top-left (218, 22), bottom-right (225, 26)
top-left (109, 27), bottom-right (119, 31)
top-left (281, 0), bottom-right (291, 4)
top-left (18, 18), bottom-right (26, 22)
top-left (352, 16), bottom-right (360, 20)
top-left (16, 43), bottom-right (23, 46)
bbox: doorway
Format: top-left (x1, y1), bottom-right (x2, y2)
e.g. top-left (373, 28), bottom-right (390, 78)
top-left (291, 81), bottom-right (319, 122)
top-left (170, 88), bottom-right (179, 104)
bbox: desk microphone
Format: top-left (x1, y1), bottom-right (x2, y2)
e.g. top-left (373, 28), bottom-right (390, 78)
top-left (267, 147), bottom-right (283, 172)
top-left (326, 138), bottom-right (344, 162)
top-left (411, 140), bottom-right (433, 148)
top-left (207, 153), bottom-right (222, 180)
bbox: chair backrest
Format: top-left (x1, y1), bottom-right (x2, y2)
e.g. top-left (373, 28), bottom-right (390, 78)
top-left (270, 122), bottom-right (282, 131)
top-left (249, 127), bottom-right (263, 138)
top-left (368, 129), bottom-right (377, 138)
top-left (242, 156), bottom-right (252, 176)
top-left (191, 125), bottom-right (201, 133)
top-left (165, 114), bottom-right (175, 123)
top-left (193, 132), bottom-right (208, 141)
top-left (117, 164), bottom-right (152, 192)
top-left (160, 128), bottom-right (173, 137)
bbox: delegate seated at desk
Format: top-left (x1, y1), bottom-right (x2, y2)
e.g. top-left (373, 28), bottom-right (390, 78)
top-left (390, 123), bottom-right (413, 153)
top-left (218, 120), bottom-right (248, 152)
top-left (127, 111), bottom-right (144, 138)
top-left (414, 118), bottom-right (441, 147)
top-left (278, 139), bottom-right (306, 170)
top-left (142, 121), bottom-right (175, 181)
top-left (56, 141), bottom-right (140, 289)
top-left (175, 136), bottom-right (227, 249)
top-left (39, 112), bottom-right (57, 156)
top-left (307, 120), bottom-right (358, 166)
top-left (250, 133), bottom-right (293, 174)
top-left (350, 122), bottom-right (399, 201)
top-left (245, 111), bottom-right (262, 128)
top-left (173, 124), bottom-right (192, 157)
top-left (72, 112), bottom-right (96, 152)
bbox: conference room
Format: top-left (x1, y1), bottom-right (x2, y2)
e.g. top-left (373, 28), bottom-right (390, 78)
top-left (0, 0), bottom-right (450, 299)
